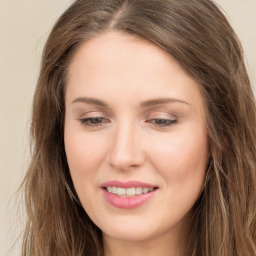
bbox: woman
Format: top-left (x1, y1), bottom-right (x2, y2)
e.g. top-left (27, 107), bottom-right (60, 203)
top-left (21, 0), bottom-right (256, 255)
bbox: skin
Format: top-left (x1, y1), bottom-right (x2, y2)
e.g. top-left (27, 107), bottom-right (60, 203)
top-left (64, 31), bottom-right (209, 256)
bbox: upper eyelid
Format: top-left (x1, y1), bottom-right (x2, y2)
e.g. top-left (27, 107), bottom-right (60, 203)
top-left (78, 116), bottom-right (178, 130)
top-left (72, 104), bottom-right (113, 118)
top-left (78, 113), bottom-right (178, 120)
top-left (79, 116), bottom-right (109, 122)
top-left (79, 117), bottom-right (110, 127)
top-left (79, 116), bottom-right (178, 124)
top-left (78, 111), bottom-right (108, 118)
top-left (75, 107), bottom-right (180, 121)
top-left (146, 112), bottom-right (178, 119)
top-left (147, 117), bottom-right (178, 123)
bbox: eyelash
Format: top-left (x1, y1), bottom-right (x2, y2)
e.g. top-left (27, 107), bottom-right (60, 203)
top-left (79, 117), bottom-right (108, 127)
top-left (148, 118), bottom-right (177, 127)
top-left (79, 117), bottom-right (177, 128)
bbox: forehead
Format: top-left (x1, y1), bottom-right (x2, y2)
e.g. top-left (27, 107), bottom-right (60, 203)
top-left (66, 31), bottom-right (204, 110)
top-left (68, 31), bottom-right (178, 80)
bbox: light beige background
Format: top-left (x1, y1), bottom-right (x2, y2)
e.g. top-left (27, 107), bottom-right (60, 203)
top-left (0, 0), bottom-right (255, 255)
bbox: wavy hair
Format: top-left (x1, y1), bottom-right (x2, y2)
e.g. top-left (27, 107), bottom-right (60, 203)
top-left (21, 0), bottom-right (256, 255)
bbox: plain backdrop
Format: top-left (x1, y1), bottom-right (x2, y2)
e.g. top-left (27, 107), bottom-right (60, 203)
top-left (0, 0), bottom-right (255, 255)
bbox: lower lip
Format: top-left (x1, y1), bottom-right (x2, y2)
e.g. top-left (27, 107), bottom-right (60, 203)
top-left (102, 189), bottom-right (157, 209)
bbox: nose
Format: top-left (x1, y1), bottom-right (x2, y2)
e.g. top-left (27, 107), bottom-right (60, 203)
top-left (107, 122), bottom-right (145, 171)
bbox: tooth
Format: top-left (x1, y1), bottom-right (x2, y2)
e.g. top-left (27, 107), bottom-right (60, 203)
top-left (127, 187), bottom-right (136, 196)
top-left (117, 187), bottom-right (126, 196)
top-left (107, 186), bottom-right (154, 196)
top-left (107, 187), bottom-right (112, 193)
top-left (112, 187), bottom-right (117, 194)
top-left (135, 187), bottom-right (143, 195)
top-left (142, 188), bottom-right (149, 194)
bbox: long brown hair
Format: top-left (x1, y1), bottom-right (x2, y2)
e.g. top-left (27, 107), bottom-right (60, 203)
top-left (21, 0), bottom-right (256, 255)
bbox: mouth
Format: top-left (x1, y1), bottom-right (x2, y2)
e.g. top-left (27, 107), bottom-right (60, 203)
top-left (103, 186), bottom-right (158, 197)
top-left (101, 180), bottom-right (159, 209)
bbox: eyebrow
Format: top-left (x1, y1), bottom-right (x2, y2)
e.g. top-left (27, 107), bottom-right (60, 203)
top-left (72, 97), bottom-right (189, 107)
top-left (140, 98), bottom-right (190, 107)
top-left (72, 97), bottom-right (107, 106)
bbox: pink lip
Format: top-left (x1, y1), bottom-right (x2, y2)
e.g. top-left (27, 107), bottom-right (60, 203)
top-left (101, 180), bottom-right (158, 209)
top-left (101, 180), bottom-right (156, 188)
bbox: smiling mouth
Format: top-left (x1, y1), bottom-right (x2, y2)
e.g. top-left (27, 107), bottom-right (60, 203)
top-left (104, 187), bottom-right (158, 197)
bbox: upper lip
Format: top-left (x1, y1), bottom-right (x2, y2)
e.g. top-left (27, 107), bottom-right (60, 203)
top-left (101, 180), bottom-right (157, 189)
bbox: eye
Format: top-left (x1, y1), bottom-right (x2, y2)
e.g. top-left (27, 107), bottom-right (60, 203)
top-left (79, 117), bottom-right (109, 127)
top-left (148, 118), bottom-right (177, 127)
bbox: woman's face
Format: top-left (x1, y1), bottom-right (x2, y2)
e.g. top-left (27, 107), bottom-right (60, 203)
top-left (64, 31), bottom-right (209, 244)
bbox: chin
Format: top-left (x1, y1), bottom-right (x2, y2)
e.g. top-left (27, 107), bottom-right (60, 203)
top-left (98, 216), bottom-right (165, 242)
top-left (103, 228), bottom-right (156, 242)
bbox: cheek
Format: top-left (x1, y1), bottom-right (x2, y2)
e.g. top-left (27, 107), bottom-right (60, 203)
top-left (64, 133), bottom-right (106, 218)
top-left (148, 128), bottom-right (209, 190)
top-left (64, 130), bottom-right (111, 222)
top-left (147, 129), bottom-right (209, 221)
top-left (64, 130), bottom-right (107, 190)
